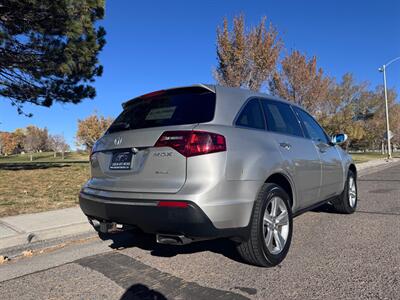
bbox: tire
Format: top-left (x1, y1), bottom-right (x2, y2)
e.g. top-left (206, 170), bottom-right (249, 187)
top-left (333, 169), bottom-right (357, 214)
top-left (237, 183), bottom-right (293, 267)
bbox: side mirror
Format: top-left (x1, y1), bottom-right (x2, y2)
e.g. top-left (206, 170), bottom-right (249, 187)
top-left (331, 133), bottom-right (348, 145)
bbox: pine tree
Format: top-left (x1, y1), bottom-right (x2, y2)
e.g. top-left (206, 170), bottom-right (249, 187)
top-left (0, 0), bottom-right (106, 115)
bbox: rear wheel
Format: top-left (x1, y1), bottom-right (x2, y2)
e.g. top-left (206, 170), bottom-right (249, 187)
top-left (237, 183), bottom-right (293, 267)
top-left (333, 169), bottom-right (357, 214)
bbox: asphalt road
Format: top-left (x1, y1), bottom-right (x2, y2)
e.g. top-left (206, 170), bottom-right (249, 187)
top-left (0, 164), bottom-right (399, 299)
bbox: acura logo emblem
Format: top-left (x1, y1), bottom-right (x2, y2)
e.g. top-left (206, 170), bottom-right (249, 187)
top-left (114, 137), bottom-right (123, 146)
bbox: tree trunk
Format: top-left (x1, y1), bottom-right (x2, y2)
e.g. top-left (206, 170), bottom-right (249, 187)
top-left (54, 151), bottom-right (57, 158)
top-left (62, 151), bottom-right (65, 160)
top-left (30, 153), bottom-right (33, 161)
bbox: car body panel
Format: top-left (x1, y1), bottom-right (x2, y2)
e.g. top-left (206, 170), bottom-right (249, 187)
top-left (315, 142), bottom-right (345, 199)
top-left (80, 84), bottom-right (355, 237)
top-left (269, 132), bottom-right (322, 210)
top-left (89, 124), bottom-right (196, 193)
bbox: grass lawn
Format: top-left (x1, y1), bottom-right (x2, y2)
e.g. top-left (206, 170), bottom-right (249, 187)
top-left (0, 151), bottom-right (89, 163)
top-left (350, 152), bottom-right (399, 163)
top-left (0, 162), bottom-right (89, 217)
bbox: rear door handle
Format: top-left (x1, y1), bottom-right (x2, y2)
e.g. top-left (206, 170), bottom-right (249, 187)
top-left (279, 142), bottom-right (291, 150)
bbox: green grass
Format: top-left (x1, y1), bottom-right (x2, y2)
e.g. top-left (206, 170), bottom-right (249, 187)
top-left (350, 152), bottom-right (399, 163)
top-left (0, 151), bottom-right (89, 163)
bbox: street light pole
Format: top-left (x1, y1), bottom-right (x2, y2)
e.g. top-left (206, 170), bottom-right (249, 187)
top-left (379, 56), bottom-right (400, 160)
top-left (381, 64), bottom-right (392, 159)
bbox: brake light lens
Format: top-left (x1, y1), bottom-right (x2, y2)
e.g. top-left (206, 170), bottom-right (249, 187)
top-left (157, 201), bottom-right (189, 208)
top-left (154, 131), bottom-right (226, 157)
top-left (139, 90), bottom-right (165, 99)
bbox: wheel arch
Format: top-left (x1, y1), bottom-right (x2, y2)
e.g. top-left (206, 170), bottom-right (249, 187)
top-left (265, 172), bottom-right (295, 209)
top-left (349, 163), bottom-right (357, 179)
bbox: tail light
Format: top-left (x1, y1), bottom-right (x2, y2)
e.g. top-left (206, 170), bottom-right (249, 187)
top-left (157, 201), bottom-right (189, 208)
top-left (154, 130), bottom-right (226, 157)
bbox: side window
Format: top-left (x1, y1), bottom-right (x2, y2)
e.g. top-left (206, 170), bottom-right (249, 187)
top-left (236, 98), bottom-right (265, 130)
top-left (293, 107), bottom-right (329, 143)
top-left (261, 100), bottom-right (303, 137)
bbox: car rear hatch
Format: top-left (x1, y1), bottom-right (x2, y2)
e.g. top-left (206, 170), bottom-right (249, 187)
top-left (88, 86), bottom-right (216, 194)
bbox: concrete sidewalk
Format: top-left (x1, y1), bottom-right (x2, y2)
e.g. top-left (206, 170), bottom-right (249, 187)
top-left (1, 157), bottom-right (399, 253)
top-left (0, 207), bottom-right (94, 252)
top-left (356, 157), bottom-right (400, 176)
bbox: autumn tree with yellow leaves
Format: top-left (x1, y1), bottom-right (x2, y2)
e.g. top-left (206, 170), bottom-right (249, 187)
top-left (214, 14), bottom-right (400, 151)
top-left (269, 50), bottom-right (331, 114)
top-left (76, 113), bottom-right (113, 151)
top-left (214, 15), bottom-right (282, 91)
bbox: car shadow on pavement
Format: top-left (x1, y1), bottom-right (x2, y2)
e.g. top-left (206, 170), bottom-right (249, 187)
top-left (312, 202), bottom-right (365, 214)
top-left (312, 203), bottom-right (400, 216)
top-left (311, 203), bottom-right (338, 214)
top-left (98, 230), bottom-right (245, 264)
top-left (120, 284), bottom-right (167, 300)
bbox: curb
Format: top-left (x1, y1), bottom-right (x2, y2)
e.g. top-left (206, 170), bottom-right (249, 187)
top-left (357, 158), bottom-right (400, 177)
top-left (0, 222), bottom-right (95, 254)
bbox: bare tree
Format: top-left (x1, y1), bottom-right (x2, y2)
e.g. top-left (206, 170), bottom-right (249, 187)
top-left (48, 134), bottom-right (70, 159)
top-left (0, 133), bottom-right (4, 155)
top-left (22, 126), bottom-right (49, 160)
top-left (214, 15), bottom-right (282, 91)
top-left (23, 127), bottom-right (41, 161)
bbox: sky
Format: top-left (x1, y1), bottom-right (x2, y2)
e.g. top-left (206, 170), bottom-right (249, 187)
top-left (1, 0), bottom-right (400, 149)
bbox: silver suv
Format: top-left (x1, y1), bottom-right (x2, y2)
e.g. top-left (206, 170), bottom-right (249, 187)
top-left (80, 84), bottom-right (357, 267)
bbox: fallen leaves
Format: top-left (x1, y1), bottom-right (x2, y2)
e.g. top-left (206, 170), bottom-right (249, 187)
top-left (0, 255), bottom-right (9, 264)
top-left (22, 250), bottom-right (33, 257)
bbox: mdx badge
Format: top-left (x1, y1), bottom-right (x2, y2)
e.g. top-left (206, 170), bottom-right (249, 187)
top-left (153, 151), bottom-right (173, 157)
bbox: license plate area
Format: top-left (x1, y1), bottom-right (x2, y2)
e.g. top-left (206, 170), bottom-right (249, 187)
top-left (109, 151), bottom-right (133, 170)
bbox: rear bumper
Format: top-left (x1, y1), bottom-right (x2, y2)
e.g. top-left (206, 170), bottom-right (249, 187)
top-left (79, 192), bottom-right (249, 240)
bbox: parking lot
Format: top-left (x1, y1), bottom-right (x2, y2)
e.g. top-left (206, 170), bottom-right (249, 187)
top-left (0, 164), bottom-right (399, 299)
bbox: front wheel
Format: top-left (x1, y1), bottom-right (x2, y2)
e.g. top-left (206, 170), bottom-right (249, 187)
top-left (237, 183), bottom-right (293, 267)
top-left (333, 169), bottom-right (357, 214)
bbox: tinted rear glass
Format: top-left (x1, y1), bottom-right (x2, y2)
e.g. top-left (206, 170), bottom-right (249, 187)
top-left (107, 87), bottom-right (215, 133)
top-left (236, 98), bottom-right (265, 130)
top-left (262, 100), bottom-right (304, 137)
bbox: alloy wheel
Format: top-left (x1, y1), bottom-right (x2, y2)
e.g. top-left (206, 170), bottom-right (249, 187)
top-left (348, 176), bottom-right (357, 208)
top-left (262, 196), bottom-right (290, 255)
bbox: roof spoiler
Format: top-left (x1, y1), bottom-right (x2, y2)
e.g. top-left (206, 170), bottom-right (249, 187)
top-left (121, 84), bottom-right (215, 109)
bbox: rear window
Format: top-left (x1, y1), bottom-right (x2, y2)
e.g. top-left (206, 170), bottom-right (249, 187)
top-left (261, 99), bottom-right (304, 137)
top-left (236, 98), bottom-right (265, 130)
top-left (107, 87), bottom-right (215, 133)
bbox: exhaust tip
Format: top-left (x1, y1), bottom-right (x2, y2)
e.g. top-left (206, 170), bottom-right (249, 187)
top-left (156, 234), bottom-right (192, 245)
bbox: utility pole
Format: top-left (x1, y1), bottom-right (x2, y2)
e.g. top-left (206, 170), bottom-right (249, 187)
top-left (380, 64), bottom-right (392, 159)
top-left (379, 56), bottom-right (400, 160)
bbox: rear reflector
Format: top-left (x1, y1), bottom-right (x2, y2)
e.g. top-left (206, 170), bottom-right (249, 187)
top-left (157, 201), bottom-right (189, 208)
top-left (155, 130), bottom-right (226, 157)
